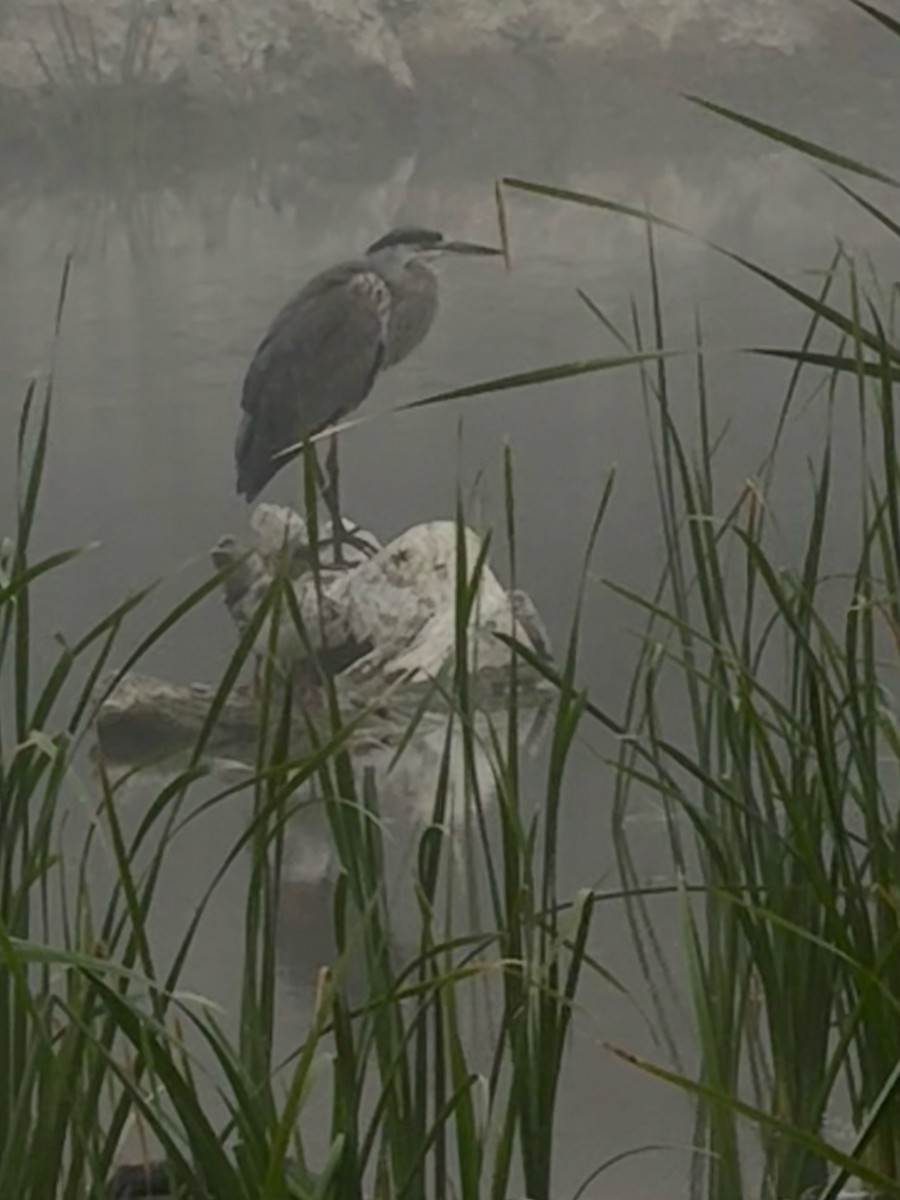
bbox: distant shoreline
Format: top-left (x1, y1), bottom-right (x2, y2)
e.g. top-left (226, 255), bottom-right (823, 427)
top-left (0, 24), bottom-right (892, 192)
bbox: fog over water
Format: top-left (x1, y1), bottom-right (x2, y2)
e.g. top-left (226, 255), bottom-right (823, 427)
top-left (1, 7), bottom-right (899, 1194)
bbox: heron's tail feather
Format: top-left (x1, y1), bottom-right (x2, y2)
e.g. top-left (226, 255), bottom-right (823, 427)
top-left (235, 412), bottom-right (274, 503)
top-left (236, 472), bottom-right (262, 503)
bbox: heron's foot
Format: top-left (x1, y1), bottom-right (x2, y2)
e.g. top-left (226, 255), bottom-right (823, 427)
top-left (343, 529), bottom-right (379, 555)
top-left (314, 521), bottom-right (380, 570)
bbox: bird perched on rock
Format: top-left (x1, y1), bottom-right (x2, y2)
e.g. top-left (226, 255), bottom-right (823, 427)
top-left (235, 226), bottom-right (501, 562)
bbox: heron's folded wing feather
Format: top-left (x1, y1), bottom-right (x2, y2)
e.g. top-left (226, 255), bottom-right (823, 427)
top-left (240, 261), bottom-right (388, 456)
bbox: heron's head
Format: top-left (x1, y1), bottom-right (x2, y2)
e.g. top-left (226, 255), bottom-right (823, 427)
top-left (365, 227), bottom-right (501, 266)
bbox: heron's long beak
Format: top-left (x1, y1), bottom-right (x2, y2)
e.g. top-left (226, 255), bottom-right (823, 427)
top-left (442, 240), bottom-right (503, 256)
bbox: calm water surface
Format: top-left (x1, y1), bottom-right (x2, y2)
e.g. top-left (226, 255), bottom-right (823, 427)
top-left (2, 28), bottom-right (900, 1197)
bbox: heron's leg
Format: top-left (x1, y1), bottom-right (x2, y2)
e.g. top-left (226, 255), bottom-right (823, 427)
top-left (324, 438), bottom-right (345, 566)
top-left (311, 451), bottom-right (330, 529)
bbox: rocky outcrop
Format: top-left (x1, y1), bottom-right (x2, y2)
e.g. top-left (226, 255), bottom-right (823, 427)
top-left (95, 504), bottom-right (552, 767)
top-left (0, 0), bottom-right (844, 101)
top-left (213, 504), bottom-right (550, 693)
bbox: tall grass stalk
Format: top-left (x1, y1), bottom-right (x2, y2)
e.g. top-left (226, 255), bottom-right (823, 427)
top-left (497, 4), bottom-right (900, 1193)
top-left (0, 277), bottom-right (611, 1197)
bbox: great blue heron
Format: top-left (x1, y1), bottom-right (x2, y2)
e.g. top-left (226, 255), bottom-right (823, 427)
top-left (235, 226), bottom-right (501, 562)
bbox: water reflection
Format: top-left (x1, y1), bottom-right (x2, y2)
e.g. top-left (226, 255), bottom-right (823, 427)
top-left (275, 702), bottom-right (548, 1001)
top-left (104, 689), bottom-right (550, 1033)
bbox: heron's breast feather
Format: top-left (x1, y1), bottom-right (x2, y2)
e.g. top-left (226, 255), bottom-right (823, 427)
top-left (347, 271), bottom-right (392, 348)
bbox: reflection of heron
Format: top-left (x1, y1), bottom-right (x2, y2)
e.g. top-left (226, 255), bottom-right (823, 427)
top-left (235, 227), bottom-right (501, 561)
top-left (277, 701), bottom-right (551, 997)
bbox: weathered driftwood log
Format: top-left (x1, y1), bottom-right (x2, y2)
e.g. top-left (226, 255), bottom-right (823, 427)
top-left (96, 506), bottom-right (552, 765)
top-left (95, 674), bottom-right (259, 763)
top-left (214, 505), bottom-right (551, 689)
top-left (95, 664), bottom-right (551, 764)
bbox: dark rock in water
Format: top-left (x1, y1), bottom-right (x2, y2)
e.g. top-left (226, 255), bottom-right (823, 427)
top-left (0, 0), bottom-right (843, 101)
top-left (107, 1162), bottom-right (172, 1197)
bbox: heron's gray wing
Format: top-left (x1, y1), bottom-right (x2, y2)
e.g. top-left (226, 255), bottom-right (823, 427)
top-left (236, 261), bottom-right (388, 499)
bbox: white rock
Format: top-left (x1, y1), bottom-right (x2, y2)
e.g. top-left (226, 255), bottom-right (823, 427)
top-left (252, 504), bottom-right (382, 573)
top-left (336, 520), bottom-right (533, 682)
top-left (216, 509), bottom-right (547, 690)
